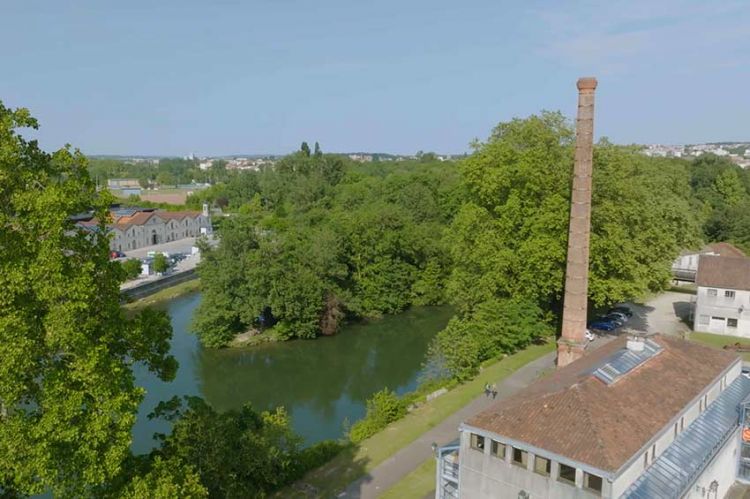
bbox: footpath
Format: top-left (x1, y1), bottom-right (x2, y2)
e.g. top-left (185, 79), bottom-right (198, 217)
top-left (340, 350), bottom-right (556, 498)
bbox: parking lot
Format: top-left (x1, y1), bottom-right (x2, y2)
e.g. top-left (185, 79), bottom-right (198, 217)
top-left (593, 290), bottom-right (694, 338)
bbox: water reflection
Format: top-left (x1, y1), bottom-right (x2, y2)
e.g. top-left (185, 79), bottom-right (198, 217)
top-left (132, 291), bottom-right (452, 451)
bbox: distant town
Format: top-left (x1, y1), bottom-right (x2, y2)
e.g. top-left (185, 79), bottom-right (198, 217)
top-left (642, 141), bottom-right (750, 168)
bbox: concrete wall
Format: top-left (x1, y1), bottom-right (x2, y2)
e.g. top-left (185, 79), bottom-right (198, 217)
top-left (121, 268), bottom-right (197, 301)
top-left (682, 428), bottom-right (739, 499)
top-left (458, 431), bottom-right (606, 498)
top-left (694, 285), bottom-right (750, 337)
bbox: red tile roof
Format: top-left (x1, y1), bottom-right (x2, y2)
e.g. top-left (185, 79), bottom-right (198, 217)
top-left (704, 242), bottom-right (746, 258)
top-left (696, 255), bottom-right (750, 291)
top-left (464, 335), bottom-right (738, 473)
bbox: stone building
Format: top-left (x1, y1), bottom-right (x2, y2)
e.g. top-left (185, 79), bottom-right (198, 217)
top-left (77, 205), bottom-right (212, 252)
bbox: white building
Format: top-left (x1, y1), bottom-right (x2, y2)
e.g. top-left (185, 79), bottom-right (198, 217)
top-left (694, 254), bottom-right (750, 337)
top-left (437, 334), bottom-right (750, 498)
top-left (77, 205), bottom-right (212, 253)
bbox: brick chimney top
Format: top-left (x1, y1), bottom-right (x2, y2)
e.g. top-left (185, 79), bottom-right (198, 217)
top-left (577, 77), bottom-right (598, 91)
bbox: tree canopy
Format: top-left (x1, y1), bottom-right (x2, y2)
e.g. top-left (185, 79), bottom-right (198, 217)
top-left (0, 102), bottom-right (176, 495)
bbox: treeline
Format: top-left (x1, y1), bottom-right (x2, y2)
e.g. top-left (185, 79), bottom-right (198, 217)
top-left (194, 146), bottom-right (462, 347)
top-left (88, 157), bottom-right (230, 187)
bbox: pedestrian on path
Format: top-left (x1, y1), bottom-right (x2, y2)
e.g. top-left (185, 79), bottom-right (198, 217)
top-left (484, 382), bottom-right (490, 397)
top-left (491, 383), bottom-right (498, 399)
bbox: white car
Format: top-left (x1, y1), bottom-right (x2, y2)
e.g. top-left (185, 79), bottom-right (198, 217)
top-left (585, 329), bottom-right (596, 341)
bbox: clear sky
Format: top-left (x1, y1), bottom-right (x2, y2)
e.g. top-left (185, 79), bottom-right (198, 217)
top-left (1, 0), bottom-right (748, 156)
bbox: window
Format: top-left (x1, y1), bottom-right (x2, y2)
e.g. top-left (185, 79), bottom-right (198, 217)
top-left (643, 452), bottom-right (649, 468)
top-left (512, 447), bottom-right (528, 467)
top-left (729, 318), bottom-right (739, 328)
top-left (726, 290), bottom-right (736, 299)
top-left (674, 422), bottom-right (678, 438)
top-left (490, 440), bottom-right (506, 459)
top-left (680, 417), bottom-right (685, 431)
top-left (558, 463), bottom-right (576, 485)
top-left (698, 315), bottom-right (710, 325)
top-left (584, 472), bottom-right (603, 494)
top-left (651, 444), bottom-right (656, 461)
top-left (699, 394), bottom-right (708, 413)
top-left (708, 289), bottom-right (718, 297)
top-left (470, 434), bottom-right (485, 452)
top-left (534, 456), bottom-right (551, 476)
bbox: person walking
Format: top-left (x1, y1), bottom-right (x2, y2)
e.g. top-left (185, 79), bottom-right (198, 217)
top-left (491, 383), bottom-right (498, 399)
top-left (484, 382), bottom-right (490, 397)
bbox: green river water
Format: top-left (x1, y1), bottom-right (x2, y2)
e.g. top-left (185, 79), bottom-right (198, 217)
top-left (131, 291), bottom-right (453, 453)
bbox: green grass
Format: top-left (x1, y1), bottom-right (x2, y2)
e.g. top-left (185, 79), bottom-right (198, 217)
top-left (380, 458), bottom-right (435, 499)
top-left (280, 341), bottom-right (555, 498)
top-left (123, 278), bottom-right (200, 314)
top-left (689, 331), bottom-right (750, 361)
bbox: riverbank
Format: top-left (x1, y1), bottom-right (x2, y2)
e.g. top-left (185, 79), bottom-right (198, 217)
top-left (124, 279), bottom-right (201, 314)
top-left (280, 341), bottom-right (555, 498)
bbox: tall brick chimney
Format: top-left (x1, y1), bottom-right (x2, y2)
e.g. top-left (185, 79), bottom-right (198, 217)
top-left (557, 77), bottom-right (597, 368)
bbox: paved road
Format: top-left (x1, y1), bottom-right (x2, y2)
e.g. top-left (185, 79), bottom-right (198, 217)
top-left (625, 291), bottom-right (693, 337)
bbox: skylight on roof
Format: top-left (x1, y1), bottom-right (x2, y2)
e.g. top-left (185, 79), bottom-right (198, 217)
top-left (593, 339), bottom-right (662, 385)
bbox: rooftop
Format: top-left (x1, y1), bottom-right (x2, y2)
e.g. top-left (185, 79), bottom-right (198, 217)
top-left (464, 335), bottom-right (739, 473)
top-left (696, 254), bottom-right (750, 292)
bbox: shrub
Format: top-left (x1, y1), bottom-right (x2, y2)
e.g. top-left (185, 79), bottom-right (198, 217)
top-left (349, 388), bottom-right (406, 443)
top-left (121, 258), bottom-right (143, 280)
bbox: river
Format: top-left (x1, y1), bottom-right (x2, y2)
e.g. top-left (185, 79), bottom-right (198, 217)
top-left (131, 292), bottom-right (453, 454)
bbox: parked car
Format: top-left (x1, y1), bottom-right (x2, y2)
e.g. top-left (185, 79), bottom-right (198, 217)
top-left (596, 315), bottom-right (624, 327)
top-left (110, 250), bottom-right (125, 259)
top-left (588, 319), bottom-right (618, 332)
top-left (585, 329), bottom-right (596, 341)
top-left (607, 311), bottom-right (629, 323)
top-left (609, 305), bottom-right (633, 318)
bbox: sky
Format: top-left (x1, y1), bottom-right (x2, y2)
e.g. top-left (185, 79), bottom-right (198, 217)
top-left (1, 0), bottom-right (748, 156)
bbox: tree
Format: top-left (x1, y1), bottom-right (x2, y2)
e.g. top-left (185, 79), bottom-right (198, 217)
top-left (153, 253), bottom-right (169, 274)
top-left (314, 141), bottom-right (322, 158)
top-left (0, 102), bottom-right (176, 496)
top-left (121, 258), bottom-right (143, 280)
top-left (300, 141), bottom-right (311, 157)
top-left (447, 112), bottom-right (699, 313)
top-left (148, 397), bottom-right (305, 497)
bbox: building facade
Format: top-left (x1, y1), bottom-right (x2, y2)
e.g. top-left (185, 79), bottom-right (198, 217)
top-left (108, 207), bottom-right (212, 252)
top-left (437, 335), bottom-right (750, 498)
top-left (693, 254), bottom-right (750, 337)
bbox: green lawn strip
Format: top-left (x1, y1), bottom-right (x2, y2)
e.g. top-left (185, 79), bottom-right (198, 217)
top-left (688, 331), bottom-right (750, 361)
top-left (380, 457), bottom-right (435, 499)
top-left (123, 278), bottom-right (201, 314)
top-left (284, 341), bottom-right (555, 497)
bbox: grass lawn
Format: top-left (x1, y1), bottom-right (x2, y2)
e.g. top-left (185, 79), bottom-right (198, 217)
top-left (689, 331), bottom-right (750, 361)
top-left (281, 341), bottom-right (555, 498)
top-left (380, 457), bottom-right (435, 499)
top-left (123, 278), bottom-right (200, 314)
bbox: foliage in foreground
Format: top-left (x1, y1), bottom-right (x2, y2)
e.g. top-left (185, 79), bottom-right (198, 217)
top-left (108, 397), bottom-right (345, 498)
top-left (0, 102), bottom-right (176, 496)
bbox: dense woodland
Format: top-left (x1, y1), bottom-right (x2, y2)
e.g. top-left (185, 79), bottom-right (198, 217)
top-left (5, 98), bottom-right (750, 497)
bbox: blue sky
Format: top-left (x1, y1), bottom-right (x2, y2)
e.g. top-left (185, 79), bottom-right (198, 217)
top-left (1, 0), bottom-right (748, 156)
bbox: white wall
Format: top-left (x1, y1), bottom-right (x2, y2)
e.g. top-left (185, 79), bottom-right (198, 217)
top-left (694, 285), bottom-right (750, 337)
top-left (682, 428), bottom-right (739, 499)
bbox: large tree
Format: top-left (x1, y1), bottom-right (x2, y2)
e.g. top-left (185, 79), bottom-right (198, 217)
top-left (0, 103), bottom-right (176, 495)
top-left (447, 111), bottom-right (700, 313)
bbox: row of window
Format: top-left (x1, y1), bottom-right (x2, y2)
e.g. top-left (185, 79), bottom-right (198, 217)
top-left (470, 434), bottom-right (603, 494)
top-left (707, 289), bottom-right (736, 299)
top-left (697, 315), bottom-right (739, 328)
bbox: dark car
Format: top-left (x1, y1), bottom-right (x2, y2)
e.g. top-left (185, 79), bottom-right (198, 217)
top-left (588, 319), bottom-right (618, 331)
top-left (110, 250), bottom-right (126, 259)
top-left (602, 314), bottom-right (626, 326)
top-left (609, 305), bottom-right (633, 317)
